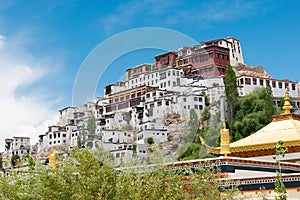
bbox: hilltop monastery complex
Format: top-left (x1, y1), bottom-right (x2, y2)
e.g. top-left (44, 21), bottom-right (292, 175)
top-left (3, 36), bottom-right (300, 164)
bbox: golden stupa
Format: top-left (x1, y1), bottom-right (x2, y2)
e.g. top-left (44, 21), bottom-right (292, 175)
top-left (48, 147), bottom-right (56, 168)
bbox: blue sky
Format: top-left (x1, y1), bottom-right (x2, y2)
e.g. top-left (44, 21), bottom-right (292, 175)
top-left (0, 0), bottom-right (300, 146)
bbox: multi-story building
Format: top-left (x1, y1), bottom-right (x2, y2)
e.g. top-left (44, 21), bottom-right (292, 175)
top-left (37, 125), bottom-right (78, 154)
top-left (136, 128), bottom-right (168, 160)
top-left (4, 136), bottom-right (30, 156)
top-left (126, 64), bottom-right (152, 81)
top-left (137, 128), bottom-right (168, 145)
top-left (58, 106), bottom-right (77, 126)
top-left (3, 136), bottom-right (31, 167)
top-left (126, 67), bottom-right (183, 91)
top-left (101, 130), bottom-right (134, 144)
top-left (154, 52), bottom-right (177, 71)
top-left (234, 64), bottom-right (300, 107)
top-left (175, 36), bottom-right (244, 78)
top-left (200, 36), bottom-right (244, 66)
top-left (104, 82), bottom-right (126, 97)
top-left (176, 44), bottom-right (230, 77)
top-left (57, 103), bottom-right (95, 127)
top-left (110, 147), bottom-right (133, 166)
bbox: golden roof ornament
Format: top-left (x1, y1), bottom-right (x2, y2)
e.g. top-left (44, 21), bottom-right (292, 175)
top-left (220, 122), bottom-right (231, 156)
top-left (199, 136), bottom-right (205, 145)
top-left (282, 88), bottom-right (293, 114)
top-left (48, 147), bottom-right (56, 169)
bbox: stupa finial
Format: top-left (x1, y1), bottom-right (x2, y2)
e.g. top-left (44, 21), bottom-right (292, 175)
top-left (220, 122), bottom-right (230, 156)
top-left (282, 88), bottom-right (292, 114)
top-left (223, 121), bottom-right (226, 129)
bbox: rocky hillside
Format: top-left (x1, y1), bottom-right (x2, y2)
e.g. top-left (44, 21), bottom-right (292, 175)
top-left (233, 63), bottom-right (272, 79)
top-left (157, 120), bottom-right (190, 157)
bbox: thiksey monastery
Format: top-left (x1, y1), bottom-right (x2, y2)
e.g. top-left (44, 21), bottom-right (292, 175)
top-left (2, 36), bottom-right (300, 198)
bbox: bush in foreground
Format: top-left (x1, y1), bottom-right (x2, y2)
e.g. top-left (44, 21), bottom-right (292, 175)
top-left (0, 148), bottom-right (235, 200)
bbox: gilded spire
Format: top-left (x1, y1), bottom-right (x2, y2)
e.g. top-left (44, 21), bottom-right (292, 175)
top-left (220, 122), bottom-right (230, 156)
top-left (49, 148), bottom-right (56, 169)
top-left (282, 88), bottom-right (292, 114)
top-left (199, 136), bottom-right (205, 145)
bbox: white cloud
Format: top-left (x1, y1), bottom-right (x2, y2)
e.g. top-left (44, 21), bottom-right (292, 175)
top-left (0, 33), bottom-right (59, 151)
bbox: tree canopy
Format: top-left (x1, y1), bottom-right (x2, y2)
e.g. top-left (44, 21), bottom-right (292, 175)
top-left (232, 86), bottom-right (275, 141)
top-left (147, 137), bottom-right (154, 145)
top-left (87, 116), bottom-right (96, 135)
top-left (11, 155), bottom-right (20, 167)
top-left (183, 109), bottom-right (200, 143)
top-left (224, 63), bottom-right (238, 121)
top-left (201, 107), bottom-right (211, 128)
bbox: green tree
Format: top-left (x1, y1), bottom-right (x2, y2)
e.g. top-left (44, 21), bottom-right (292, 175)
top-left (77, 135), bottom-right (82, 148)
top-left (201, 107), bottom-right (211, 128)
top-left (200, 91), bottom-right (210, 106)
top-left (176, 143), bottom-right (201, 160)
top-left (178, 108), bottom-right (220, 161)
top-left (183, 109), bottom-right (199, 143)
top-left (78, 124), bottom-right (86, 148)
top-left (204, 125), bottom-right (221, 148)
top-left (147, 137), bottom-right (154, 145)
top-left (11, 154), bottom-right (20, 167)
top-left (87, 116), bottom-right (96, 134)
top-left (179, 109), bottom-right (217, 160)
top-left (224, 63), bottom-right (238, 121)
top-left (27, 154), bottom-right (35, 171)
top-left (233, 87), bottom-right (275, 141)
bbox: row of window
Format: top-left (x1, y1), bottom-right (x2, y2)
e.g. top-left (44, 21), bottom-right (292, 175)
top-left (183, 105), bottom-right (204, 110)
top-left (197, 67), bottom-right (214, 74)
top-left (130, 77), bottom-right (182, 90)
top-left (115, 152), bottom-right (126, 158)
top-left (11, 143), bottom-right (26, 147)
top-left (145, 100), bottom-right (171, 109)
top-left (12, 150), bottom-right (30, 155)
top-left (274, 100), bottom-right (300, 107)
top-left (183, 97), bottom-right (204, 102)
top-left (132, 80), bottom-right (180, 90)
top-left (49, 140), bottom-right (66, 145)
top-left (145, 91), bottom-right (164, 98)
top-left (13, 138), bottom-right (28, 142)
top-left (152, 132), bottom-right (166, 136)
top-left (139, 150), bottom-right (146, 154)
top-left (178, 52), bottom-right (228, 65)
top-left (215, 53), bottom-right (229, 60)
top-left (110, 132), bottom-right (131, 137)
top-left (161, 80), bottom-right (177, 88)
top-left (131, 70), bottom-right (181, 84)
top-left (49, 133), bottom-right (67, 139)
top-left (71, 133), bottom-right (78, 137)
top-left (239, 78), bottom-right (296, 90)
top-left (138, 132), bottom-right (168, 140)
